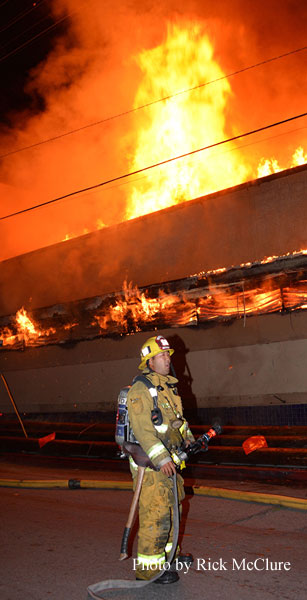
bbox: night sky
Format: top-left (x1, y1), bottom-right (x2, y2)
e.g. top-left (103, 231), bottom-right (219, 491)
top-left (0, 0), bottom-right (66, 125)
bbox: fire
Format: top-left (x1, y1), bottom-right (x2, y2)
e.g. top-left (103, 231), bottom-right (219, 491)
top-left (124, 22), bottom-right (306, 222)
top-left (125, 22), bottom-right (250, 221)
top-left (0, 308), bottom-right (56, 347)
top-left (0, 14), bottom-right (306, 261)
top-left (257, 146), bottom-right (307, 178)
top-left (62, 219), bottom-right (106, 243)
top-left (197, 286), bottom-right (282, 320)
top-left (257, 158), bottom-right (281, 178)
top-left (92, 281), bottom-right (194, 334)
top-left (2, 258), bottom-right (307, 350)
top-left (291, 146), bottom-right (307, 167)
top-left (16, 308), bottom-right (38, 340)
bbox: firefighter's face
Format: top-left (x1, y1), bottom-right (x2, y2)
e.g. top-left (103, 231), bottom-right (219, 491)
top-left (149, 351), bottom-right (171, 376)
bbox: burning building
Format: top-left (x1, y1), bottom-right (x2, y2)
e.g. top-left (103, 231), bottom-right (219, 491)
top-left (0, 4), bottom-right (307, 425)
top-left (1, 164), bottom-right (307, 425)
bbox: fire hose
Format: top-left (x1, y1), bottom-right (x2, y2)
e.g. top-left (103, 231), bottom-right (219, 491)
top-left (87, 472), bottom-right (178, 599)
top-left (86, 423), bottom-right (222, 599)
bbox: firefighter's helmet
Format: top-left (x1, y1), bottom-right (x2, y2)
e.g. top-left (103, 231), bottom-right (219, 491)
top-left (138, 335), bottom-right (174, 370)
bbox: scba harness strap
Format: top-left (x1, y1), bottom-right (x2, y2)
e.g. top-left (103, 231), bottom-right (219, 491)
top-left (133, 374), bottom-right (163, 426)
top-left (115, 376), bottom-right (163, 455)
top-left (115, 374), bottom-right (183, 456)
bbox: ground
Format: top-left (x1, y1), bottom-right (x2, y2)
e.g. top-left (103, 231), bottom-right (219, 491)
top-left (1, 481), bottom-right (306, 600)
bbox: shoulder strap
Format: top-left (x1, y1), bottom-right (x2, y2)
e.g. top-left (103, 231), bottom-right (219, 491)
top-left (132, 374), bottom-right (158, 409)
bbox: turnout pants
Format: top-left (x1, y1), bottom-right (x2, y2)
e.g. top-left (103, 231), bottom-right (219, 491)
top-left (131, 466), bottom-right (185, 580)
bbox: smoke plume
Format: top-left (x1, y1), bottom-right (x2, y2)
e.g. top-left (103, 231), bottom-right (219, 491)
top-left (0, 0), bottom-right (306, 261)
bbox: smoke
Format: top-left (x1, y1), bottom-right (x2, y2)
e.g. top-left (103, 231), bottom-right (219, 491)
top-left (0, 0), bottom-right (306, 262)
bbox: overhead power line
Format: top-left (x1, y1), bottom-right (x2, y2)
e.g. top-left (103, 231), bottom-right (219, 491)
top-left (1, 111), bottom-right (306, 222)
top-left (0, 1), bottom-right (89, 65)
top-left (0, 11), bottom-right (54, 54)
top-left (0, 0), bottom-right (49, 35)
top-left (1, 44), bottom-right (306, 160)
top-left (0, 13), bottom-right (70, 64)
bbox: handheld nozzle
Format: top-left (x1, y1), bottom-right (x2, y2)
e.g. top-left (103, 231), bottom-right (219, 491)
top-left (176, 422), bottom-right (223, 463)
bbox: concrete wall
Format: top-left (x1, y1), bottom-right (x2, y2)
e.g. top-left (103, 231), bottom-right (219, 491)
top-left (0, 164), bottom-right (306, 317)
top-left (1, 309), bottom-right (307, 415)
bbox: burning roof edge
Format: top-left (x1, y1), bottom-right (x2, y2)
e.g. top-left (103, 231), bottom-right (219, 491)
top-left (1, 251), bottom-right (307, 351)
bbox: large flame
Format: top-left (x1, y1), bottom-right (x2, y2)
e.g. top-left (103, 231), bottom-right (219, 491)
top-left (125, 22), bottom-right (250, 220)
top-left (125, 22), bottom-right (306, 221)
top-left (0, 7), bottom-right (306, 260)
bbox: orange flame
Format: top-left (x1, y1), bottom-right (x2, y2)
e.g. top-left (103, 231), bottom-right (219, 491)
top-left (92, 281), bottom-right (195, 334)
top-left (257, 146), bottom-right (307, 178)
top-left (1, 256), bottom-right (307, 349)
top-left (125, 22), bottom-right (250, 221)
top-left (0, 308), bottom-right (56, 347)
top-left (16, 308), bottom-right (39, 340)
top-left (124, 22), bottom-right (306, 222)
top-left (1, 16), bottom-right (306, 261)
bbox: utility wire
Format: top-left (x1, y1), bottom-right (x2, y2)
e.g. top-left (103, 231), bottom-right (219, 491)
top-left (54, 123), bottom-right (307, 207)
top-left (1, 111), bottom-right (306, 222)
top-left (0, 14), bottom-right (69, 64)
top-left (0, 2), bottom-right (89, 65)
top-left (0, 0), bottom-right (48, 35)
top-left (0, 0), bottom-right (93, 64)
top-left (1, 44), bottom-right (306, 160)
top-left (0, 9), bottom-right (54, 53)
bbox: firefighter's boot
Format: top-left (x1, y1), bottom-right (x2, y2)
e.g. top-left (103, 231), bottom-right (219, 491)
top-left (173, 553), bottom-right (194, 569)
top-left (153, 571), bottom-right (179, 584)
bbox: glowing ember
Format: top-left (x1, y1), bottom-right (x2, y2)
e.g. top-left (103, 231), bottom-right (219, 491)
top-left (0, 327), bottom-right (20, 347)
top-left (194, 249), bottom-right (307, 278)
top-left (197, 286), bottom-right (282, 320)
top-left (63, 323), bottom-right (78, 330)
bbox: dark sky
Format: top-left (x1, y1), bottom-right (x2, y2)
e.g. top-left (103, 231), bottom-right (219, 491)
top-left (0, 0), bottom-right (65, 125)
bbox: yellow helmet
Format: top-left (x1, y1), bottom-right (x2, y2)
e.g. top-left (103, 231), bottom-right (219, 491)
top-left (138, 335), bottom-right (174, 370)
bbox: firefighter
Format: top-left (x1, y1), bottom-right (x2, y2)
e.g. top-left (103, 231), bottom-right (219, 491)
top-left (127, 335), bottom-right (195, 584)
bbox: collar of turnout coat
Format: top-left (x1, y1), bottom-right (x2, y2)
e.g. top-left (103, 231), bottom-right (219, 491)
top-left (141, 367), bottom-right (178, 387)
